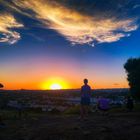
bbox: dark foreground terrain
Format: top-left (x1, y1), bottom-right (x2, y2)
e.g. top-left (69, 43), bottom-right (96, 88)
top-left (0, 110), bottom-right (140, 140)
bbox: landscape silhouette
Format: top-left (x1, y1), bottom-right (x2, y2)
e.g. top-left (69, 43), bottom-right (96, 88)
top-left (0, 0), bottom-right (140, 140)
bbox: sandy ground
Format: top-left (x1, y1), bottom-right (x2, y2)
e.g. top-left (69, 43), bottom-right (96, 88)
top-left (0, 111), bottom-right (140, 140)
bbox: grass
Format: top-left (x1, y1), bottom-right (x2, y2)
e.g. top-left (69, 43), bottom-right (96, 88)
top-left (1, 105), bottom-right (140, 140)
top-left (63, 105), bottom-right (80, 115)
top-left (1, 103), bottom-right (140, 121)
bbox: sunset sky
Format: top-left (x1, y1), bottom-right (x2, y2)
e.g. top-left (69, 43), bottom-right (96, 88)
top-left (0, 0), bottom-right (140, 90)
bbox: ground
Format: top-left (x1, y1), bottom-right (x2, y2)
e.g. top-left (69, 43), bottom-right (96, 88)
top-left (0, 110), bottom-right (140, 140)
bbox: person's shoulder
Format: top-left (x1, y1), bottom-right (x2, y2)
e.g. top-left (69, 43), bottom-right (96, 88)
top-left (81, 85), bottom-right (91, 89)
top-left (81, 85), bottom-right (85, 89)
top-left (87, 85), bottom-right (91, 89)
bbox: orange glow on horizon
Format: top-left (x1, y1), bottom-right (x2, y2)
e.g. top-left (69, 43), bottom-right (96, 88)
top-left (2, 79), bottom-right (129, 90)
top-left (1, 73), bottom-right (129, 90)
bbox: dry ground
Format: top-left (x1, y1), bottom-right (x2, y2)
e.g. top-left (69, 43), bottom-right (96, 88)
top-left (0, 111), bottom-right (140, 140)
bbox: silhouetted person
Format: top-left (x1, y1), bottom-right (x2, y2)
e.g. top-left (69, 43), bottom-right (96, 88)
top-left (80, 78), bottom-right (91, 120)
top-left (126, 96), bottom-right (134, 112)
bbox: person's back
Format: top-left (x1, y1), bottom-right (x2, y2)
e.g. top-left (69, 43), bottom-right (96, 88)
top-left (81, 84), bottom-right (91, 99)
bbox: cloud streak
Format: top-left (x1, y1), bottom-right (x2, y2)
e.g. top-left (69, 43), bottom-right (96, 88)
top-left (1, 0), bottom-right (139, 45)
top-left (0, 13), bottom-right (23, 44)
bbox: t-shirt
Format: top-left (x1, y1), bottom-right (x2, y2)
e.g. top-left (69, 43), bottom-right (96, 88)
top-left (81, 85), bottom-right (91, 98)
top-left (98, 98), bottom-right (110, 110)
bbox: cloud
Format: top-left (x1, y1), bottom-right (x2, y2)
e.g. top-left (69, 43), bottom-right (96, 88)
top-left (2, 0), bottom-right (139, 45)
top-left (0, 13), bottom-right (23, 44)
top-left (133, 4), bottom-right (140, 9)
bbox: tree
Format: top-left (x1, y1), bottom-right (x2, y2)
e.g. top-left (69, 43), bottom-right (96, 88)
top-left (0, 83), bottom-right (4, 88)
top-left (124, 58), bottom-right (140, 99)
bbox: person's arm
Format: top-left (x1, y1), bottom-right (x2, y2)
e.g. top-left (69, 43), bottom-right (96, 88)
top-left (89, 86), bottom-right (91, 96)
top-left (80, 86), bottom-right (82, 97)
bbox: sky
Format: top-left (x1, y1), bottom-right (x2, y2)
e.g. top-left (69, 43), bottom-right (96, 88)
top-left (0, 0), bottom-right (140, 90)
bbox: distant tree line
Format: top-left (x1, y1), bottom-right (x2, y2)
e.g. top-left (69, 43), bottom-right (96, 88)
top-left (124, 58), bottom-right (140, 99)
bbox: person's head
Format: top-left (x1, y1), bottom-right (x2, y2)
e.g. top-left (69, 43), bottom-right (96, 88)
top-left (83, 78), bottom-right (88, 85)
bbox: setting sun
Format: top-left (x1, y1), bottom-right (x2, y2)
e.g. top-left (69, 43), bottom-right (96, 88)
top-left (50, 83), bottom-right (62, 90)
top-left (41, 77), bottom-right (70, 90)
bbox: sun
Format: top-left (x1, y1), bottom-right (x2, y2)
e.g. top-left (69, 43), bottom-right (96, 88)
top-left (50, 83), bottom-right (62, 90)
top-left (41, 77), bottom-right (69, 90)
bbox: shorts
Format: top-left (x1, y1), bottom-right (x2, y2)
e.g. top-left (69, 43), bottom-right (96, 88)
top-left (81, 97), bottom-right (90, 105)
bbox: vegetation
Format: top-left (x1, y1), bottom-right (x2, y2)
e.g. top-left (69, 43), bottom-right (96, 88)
top-left (124, 58), bottom-right (140, 99)
top-left (0, 83), bottom-right (4, 88)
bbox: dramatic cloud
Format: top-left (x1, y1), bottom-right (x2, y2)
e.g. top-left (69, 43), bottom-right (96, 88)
top-left (1, 0), bottom-right (139, 45)
top-left (0, 13), bottom-right (23, 44)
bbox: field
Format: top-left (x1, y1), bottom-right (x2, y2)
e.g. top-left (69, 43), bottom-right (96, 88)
top-left (0, 109), bottom-right (140, 140)
top-left (0, 89), bottom-right (140, 140)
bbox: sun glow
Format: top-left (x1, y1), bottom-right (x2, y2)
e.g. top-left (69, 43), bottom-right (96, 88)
top-left (50, 83), bottom-right (62, 90)
top-left (41, 78), bottom-right (69, 90)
